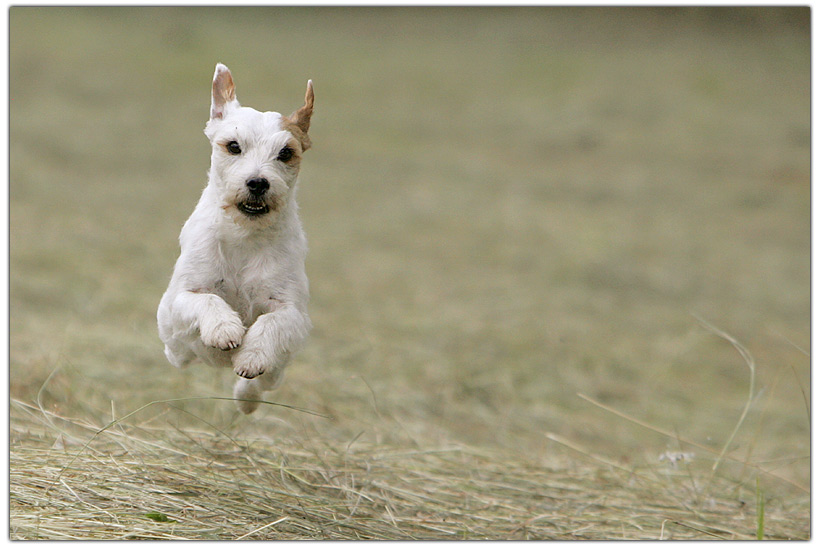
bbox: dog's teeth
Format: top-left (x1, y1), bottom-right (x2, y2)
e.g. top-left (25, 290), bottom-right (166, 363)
top-left (239, 202), bottom-right (267, 215)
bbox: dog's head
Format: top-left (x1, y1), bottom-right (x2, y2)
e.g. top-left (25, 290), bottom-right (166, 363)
top-left (204, 63), bottom-right (313, 228)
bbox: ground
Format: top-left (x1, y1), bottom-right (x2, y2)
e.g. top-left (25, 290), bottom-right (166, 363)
top-left (9, 7), bottom-right (809, 539)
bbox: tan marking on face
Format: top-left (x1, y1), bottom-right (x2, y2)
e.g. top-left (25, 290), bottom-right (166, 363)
top-left (278, 137), bottom-right (303, 169)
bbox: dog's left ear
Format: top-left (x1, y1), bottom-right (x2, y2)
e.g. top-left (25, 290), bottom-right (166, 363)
top-left (288, 80), bottom-right (314, 150)
top-left (211, 63), bottom-right (238, 120)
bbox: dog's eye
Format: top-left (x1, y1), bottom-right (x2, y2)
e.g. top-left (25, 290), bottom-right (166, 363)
top-left (226, 141), bottom-right (242, 155)
top-left (277, 146), bottom-right (294, 162)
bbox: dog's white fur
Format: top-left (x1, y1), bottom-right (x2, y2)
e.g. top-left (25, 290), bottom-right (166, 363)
top-left (157, 64), bottom-right (313, 414)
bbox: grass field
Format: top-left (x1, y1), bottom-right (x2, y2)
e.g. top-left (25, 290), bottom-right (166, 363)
top-left (9, 7), bottom-right (810, 539)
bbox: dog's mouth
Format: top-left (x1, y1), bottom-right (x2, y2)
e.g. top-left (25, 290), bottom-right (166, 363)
top-left (236, 200), bottom-right (270, 217)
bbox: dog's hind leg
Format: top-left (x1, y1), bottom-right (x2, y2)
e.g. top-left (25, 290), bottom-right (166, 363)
top-left (233, 378), bottom-right (262, 414)
top-left (158, 298), bottom-right (196, 367)
top-left (163, 340), bottom-right (196, 368)
top-left (232, 367), bottom-right (285, 414)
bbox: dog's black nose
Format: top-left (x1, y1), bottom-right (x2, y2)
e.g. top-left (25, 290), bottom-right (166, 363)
top-left (246, 177), bottom-right (269, 197)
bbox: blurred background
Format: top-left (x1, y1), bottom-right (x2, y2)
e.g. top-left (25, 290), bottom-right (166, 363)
top-left (10, 7), bottom-right (809, 490)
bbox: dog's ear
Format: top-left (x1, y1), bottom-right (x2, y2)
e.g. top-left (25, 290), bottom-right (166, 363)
top-left (211, 63), bottom-right (237, 120)
top-left (287, 80), bottom-right (314, 149)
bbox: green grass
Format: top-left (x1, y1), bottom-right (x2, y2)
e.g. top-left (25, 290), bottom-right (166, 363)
top-left (756, 476), bottom-right (766, 540)
top-left (10, 6), bottom-right (809, 539)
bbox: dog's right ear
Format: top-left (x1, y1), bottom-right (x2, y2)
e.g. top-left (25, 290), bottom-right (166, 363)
top-left (211, 63), bottom-right (237, 120)
top-left (285, 80), bottom-right (314, 151)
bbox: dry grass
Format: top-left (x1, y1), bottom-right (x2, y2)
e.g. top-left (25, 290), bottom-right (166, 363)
top-left (10, 6), bottom-right (809, 540)
top-left (10, 322), bottom-right (809, 540)
top-left (10, 397), bottom-right (808, 540)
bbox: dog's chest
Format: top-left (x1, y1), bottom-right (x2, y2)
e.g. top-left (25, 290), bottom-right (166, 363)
top-left (210, 249), bottom-right (291, 325)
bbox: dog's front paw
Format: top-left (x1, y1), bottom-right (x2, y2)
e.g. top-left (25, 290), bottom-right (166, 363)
top-left (232, 348), bottom-right (269, 379)
top-left (200, 315), bottom-right (245, 351)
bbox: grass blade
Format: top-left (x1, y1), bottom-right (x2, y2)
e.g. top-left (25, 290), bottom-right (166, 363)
top-left (692, 315), bottom-right (756, 474)
top-left (49, 396), bottom-right (330, 487)
top-left (756, 476), bottom-right (765, 540)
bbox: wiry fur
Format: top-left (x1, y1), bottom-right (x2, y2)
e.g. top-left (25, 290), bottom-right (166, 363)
top-left (157, 63), bottom-right (314, 414)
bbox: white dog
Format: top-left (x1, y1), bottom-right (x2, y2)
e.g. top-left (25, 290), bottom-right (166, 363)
top-left (157, 63), bottom-right (314, 414)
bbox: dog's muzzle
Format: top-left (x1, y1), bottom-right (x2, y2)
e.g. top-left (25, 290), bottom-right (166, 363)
top-left (246, 177), bottom-right (269, 197)
top-left (237, 178), bottom-right (271, 217)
